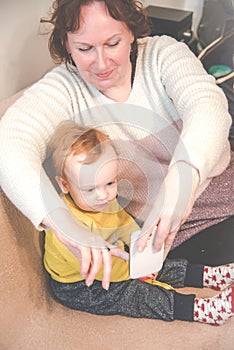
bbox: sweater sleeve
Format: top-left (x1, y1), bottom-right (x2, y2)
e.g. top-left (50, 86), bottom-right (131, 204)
top-left (0, 66), bottom-right (78, 229)
top-left (155, 36), bottom-right (232, 183)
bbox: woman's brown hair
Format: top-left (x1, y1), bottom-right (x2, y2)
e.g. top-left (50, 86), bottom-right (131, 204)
top-left (41, 0), bottom-right (151, 65)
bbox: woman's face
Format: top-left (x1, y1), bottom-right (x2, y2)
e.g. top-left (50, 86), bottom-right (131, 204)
top-left (66, 1), bottom-right (134, 96)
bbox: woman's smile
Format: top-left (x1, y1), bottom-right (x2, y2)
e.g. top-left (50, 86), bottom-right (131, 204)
top-left (95, 70), bottom-right (113, 79)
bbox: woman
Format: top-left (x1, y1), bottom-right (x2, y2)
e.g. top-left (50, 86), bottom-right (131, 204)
top-left (0, 0), bottom-right (233, 290)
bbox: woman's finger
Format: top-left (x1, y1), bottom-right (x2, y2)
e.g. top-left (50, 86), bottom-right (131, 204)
top-left (137, 224), bottom-right (158, 252)
top-left (101, 247), bottom-right (112, 290)
top-left (85, 247), bottom-right (103, 287)
top-left (164, 230), bottom-right (178, 251)
top-left (152, 218), bottom-right (171, 252)
top-left (78, 246), bottom-right (92, 279)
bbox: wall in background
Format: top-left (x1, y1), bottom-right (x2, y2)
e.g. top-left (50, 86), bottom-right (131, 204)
top-left (0, 0), bottom-right (53, 101)
top-left (143, 0), bottom-right (204, 34)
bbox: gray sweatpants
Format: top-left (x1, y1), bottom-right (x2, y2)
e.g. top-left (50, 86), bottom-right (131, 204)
top-left (49, 258), bottom-right (200, 322)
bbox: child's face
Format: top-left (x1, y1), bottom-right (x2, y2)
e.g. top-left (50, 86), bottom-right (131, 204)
top-left (58, 144), bottom-right (118, 212)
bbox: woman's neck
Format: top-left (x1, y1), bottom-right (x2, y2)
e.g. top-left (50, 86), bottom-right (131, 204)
top-left (101, 83), bottom-right (132, 102)
top-left (100, 62), bottom-right (134, 103)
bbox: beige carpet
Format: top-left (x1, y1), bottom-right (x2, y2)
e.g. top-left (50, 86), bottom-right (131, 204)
top-left (0, 189), bottom-right (234, 350)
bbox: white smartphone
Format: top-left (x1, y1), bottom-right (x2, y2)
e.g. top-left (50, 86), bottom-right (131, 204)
top-left (129, 229), bottom-right (164, 279)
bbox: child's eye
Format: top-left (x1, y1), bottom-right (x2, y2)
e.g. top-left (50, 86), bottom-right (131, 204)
top-left (107, 180), bottom-right (117, 186)
top-left (87, 188), bottom-right (94, 192)
top-left (83, 187), bottom-right (94, 193)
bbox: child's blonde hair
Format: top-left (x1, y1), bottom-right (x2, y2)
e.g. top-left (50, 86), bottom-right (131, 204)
top-left (48, 120), bottom-right (117, 178)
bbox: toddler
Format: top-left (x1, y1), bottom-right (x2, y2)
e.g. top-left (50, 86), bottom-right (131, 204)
top-left (44, 121), bottom-right (234, 326)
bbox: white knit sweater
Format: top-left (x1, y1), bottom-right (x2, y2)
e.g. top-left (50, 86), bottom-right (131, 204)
top-left (0, 35), bottom-right (231, 228)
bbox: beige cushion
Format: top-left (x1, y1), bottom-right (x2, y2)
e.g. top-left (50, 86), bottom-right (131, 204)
top-left (0, 93), bottom-right (234, 349)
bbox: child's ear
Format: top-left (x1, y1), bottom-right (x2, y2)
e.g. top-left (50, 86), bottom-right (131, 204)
top-left (55, 176), bottom-right (69, 194)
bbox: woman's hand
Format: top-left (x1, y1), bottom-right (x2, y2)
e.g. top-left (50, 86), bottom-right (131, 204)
top-left (137, 162), bottom-right (200, 257)
top-left (42, 208), bottom-right (129, 290)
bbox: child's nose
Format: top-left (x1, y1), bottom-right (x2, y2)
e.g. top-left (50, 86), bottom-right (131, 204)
top-left (96, 187), bottom-right (108, 200)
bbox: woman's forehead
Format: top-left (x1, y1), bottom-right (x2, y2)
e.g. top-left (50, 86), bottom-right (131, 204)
top-left (68, 1), bottom-right (128, 39)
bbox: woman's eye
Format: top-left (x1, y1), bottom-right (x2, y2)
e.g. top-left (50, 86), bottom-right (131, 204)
top-left (78, 46), bottom-right (92, 52)
top-left (107, 40), bottom-right (120, 47)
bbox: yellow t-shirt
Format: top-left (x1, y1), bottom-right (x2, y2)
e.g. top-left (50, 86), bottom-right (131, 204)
top-left (44, 194), bottom-right (173, 290)
top-left (44, 195), bottom-right (139, 283)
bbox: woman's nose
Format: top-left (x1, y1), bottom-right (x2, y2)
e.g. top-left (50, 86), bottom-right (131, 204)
top-left (95, 48), bottom-right (107, 70)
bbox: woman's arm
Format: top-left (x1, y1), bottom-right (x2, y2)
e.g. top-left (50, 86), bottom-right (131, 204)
top-left (137, 36), bottom-right (232, 255)
top-left (138, 161), bottom-right (200, 257)
top-left (157, 36), bottom-right (231, 182)
top-left (0, 66), bottom-right (127, 288)
top-left (0, 67), bottom-right (74, 227)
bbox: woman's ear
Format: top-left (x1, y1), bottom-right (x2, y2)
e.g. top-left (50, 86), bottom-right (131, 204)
top-left (55, 176), bottom-right (69, 194)
top-left (65, 39), bottom-right (71, 55)
top-left (129, 30), bottom-right (134, 46)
